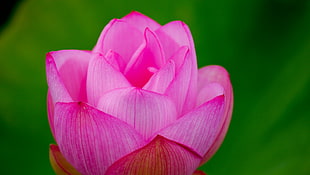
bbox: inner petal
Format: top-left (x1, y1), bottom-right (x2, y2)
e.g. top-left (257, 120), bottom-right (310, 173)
top-left (86, 53), bottom-right (131, 106)
top-left (124, 28), bottom-right (165, 88)
top-left (93, 19), bottom-right (143, 64)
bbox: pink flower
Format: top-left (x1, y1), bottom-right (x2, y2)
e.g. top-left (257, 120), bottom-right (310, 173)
top-left (46, 11), bottom-right (233, 175)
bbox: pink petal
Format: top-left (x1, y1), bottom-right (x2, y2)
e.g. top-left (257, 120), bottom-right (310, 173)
top-left (197, 65), bottom-right (233, 164)
top-left (54, 102), bottom-right (145, 175)
top-left (124, 28), bottom-right (165, 87)
top-left (86, 53), bottom-right (131, 106)
top-left (156, 21), bottom-right (198, 114)
top-left (156, 21), bottom-right (197, 65)
top-left (172, 46), bottom-right (190, 71)
top-left (121, 11), bottom-right (161, 32)
top-left (197, 66), bottom-right (231, 94)
top-left (46, 53), bottom-right (72, 104)
top-left (49, 144), bottom-right (81, 175)
top-left (196, 82), bottom-right (224, 106)
top-left (164, 46), bottom-right (197, 115)
top-left (158, 95), bottom-right (225, 157)
top-left (156, 29), bottom-right (180, 62)
top-left (97, 87), bottom-right (177, 140)
top-left (93, 19), bottom-right (143, 63)
top-left (46, 50), bottom-right (91, 102)
top-left (143, 60), bottom-right (176, 94)
top-left (105, 136), bottom-right (202, 175)
top-left (105, 49), bottom-right (126, 72)
top-left (47, 91), bottom-right (55, 138)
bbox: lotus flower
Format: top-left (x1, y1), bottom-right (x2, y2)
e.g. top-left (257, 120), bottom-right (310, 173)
top-left (46, 11), bottom-right (233, 175)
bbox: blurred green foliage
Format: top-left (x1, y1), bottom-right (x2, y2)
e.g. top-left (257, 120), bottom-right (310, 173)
top-left (0, 0), bottom-right (309, 174)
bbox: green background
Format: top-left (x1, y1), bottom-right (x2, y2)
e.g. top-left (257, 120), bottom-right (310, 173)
top-left (0, 0), bottom-right (309, 174)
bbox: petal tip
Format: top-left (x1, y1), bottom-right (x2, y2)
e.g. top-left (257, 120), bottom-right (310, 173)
top-left (125, 11), bottom-right (144, 18)
top-left (46, 52), bottom-right (55, 64)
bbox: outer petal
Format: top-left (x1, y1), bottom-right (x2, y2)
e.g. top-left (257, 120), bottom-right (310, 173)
top-left (124, 28), bottom-right (165, 88)
top-left (54, 102), bottom-right (145, 175)
top-left (105, 136), bottom-right (202, 175)
top-left (121, 11), bottom-right (161, 32)
top-left (93, 19), bottom-right (143, 63)
top-left (197, 65), bottom-right (233, 164)
top-left (46, 50), bottom-right (91, 103)
top-left (49, 144), bottom-right (81, 175)
top-left (143, 60), bottom-right (175, 94)
top-left (47, 91), bottom-right (55, 137)
top-left (158, 95), bottom-right (225, 157)
top-left (97, 87), bottom-right (177, 140)
top-left (86, 53), bottom-right (131, 106)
